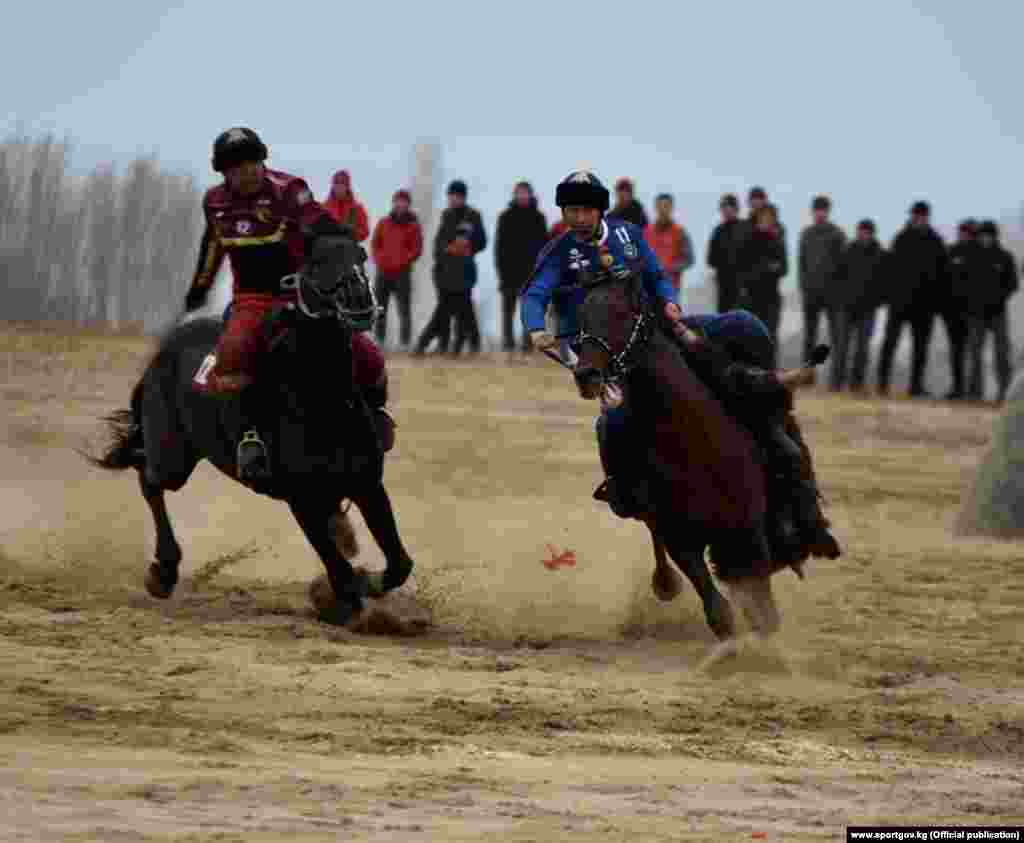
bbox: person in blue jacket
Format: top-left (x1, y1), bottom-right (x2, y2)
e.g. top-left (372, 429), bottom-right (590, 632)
top-left (521, 171), bottom-right (838, 559)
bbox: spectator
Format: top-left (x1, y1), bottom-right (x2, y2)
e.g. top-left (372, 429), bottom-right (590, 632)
top-left (876, 200), bottom-right (949, 398)
top-left (747, 185), bottom-right (788, 239)
top-left (608, 178), bottom-right (648, 227)
top-left (323, 170), bottom-right (370, 242)
top-left (495, 181), bottom-right (548, 351)
top-left (738, 203), bottom-right (787, 363)
top-left (645, 193), bottom-right (694, 301)
top-left (963, 220), bottom-right (1018, 402)
top-left (798, 194), bottom-right (847, 381)
top-left (370, 189), bottom-right (423, 347)
top-left (747, 186), bottom-right (769, 217)
top-left (414, 180), bottom-right (487, 355)
top-left (940, 219), bottom-right (977, 400)
top-left (706, 193), bottom-right (746, 312)
top-left (833, 219), bottom-right (887, 392)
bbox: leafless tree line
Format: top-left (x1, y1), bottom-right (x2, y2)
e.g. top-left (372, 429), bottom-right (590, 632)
top-left (0, 132), bottom-right (203, 330)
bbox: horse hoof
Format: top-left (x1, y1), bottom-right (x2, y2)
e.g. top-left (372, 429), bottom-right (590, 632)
top-left (308, 574), bottom-right (364, 626)
top-left (144, 563), bottom-right (177, 600)
top-left (382, 556), bottom-right (414, 592)
top-left (361, 569), bottom-right (387, 599)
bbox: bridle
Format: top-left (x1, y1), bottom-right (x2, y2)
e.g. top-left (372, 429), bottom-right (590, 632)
top-left (574, 272), bottom-right (654, 381)
top-left (279, 260), bottom-right (381, 327)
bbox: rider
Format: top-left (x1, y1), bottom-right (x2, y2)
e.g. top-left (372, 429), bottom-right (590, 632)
top-left (183, 127), bottom-right (393, 487)
top-left (521, 170), bottom-right (838, 557)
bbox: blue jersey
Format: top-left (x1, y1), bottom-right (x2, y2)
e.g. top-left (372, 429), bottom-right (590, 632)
top-left (520, 219), bottom-right (676, 337)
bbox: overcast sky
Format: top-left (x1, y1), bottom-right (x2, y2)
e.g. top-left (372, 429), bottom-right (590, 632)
top-left (5, 0), bottom-right (1023, 303)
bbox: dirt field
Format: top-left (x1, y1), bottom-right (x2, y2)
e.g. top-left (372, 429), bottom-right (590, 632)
top-left (1, 323), bottom-right (1023, 842)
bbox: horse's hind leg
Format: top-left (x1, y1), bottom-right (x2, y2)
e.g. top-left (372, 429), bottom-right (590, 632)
top-left (349, 481), bottom-right (414, 596)
top-left (662, 532), bottom-right (736, 641)
top-left (140, 473), bottom-right (183, 599)
top-left (290, 498), bottom-right (366, 625)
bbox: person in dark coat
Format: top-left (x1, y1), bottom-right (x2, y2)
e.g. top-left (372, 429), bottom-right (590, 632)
top-left (414, 180), bottom-right (487, 355)
top-left (494, 181), bottom-right (548, 351)
top-left (962, 220), bottom-right (1018, 402)
top-left (706, 193), bottom-right (746, 313)
top-left (799, 194), bottom-right (847, 380)
top-left (833, 219), bottom-right (887, 391)
top-left (876, 200), bottom-right (949, 397)
top-left (737, 203), bottom-right (787, 364)
top-left (607, 177), bottom-right (648, 227)
top-left (939, 219), bottom-right (977, 399)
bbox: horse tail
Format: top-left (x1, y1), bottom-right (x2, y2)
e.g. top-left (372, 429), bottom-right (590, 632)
top-left (87, 380), bottom-right (145, 471)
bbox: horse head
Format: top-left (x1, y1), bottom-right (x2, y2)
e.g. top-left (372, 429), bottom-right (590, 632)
top-left (573, 271), bottom-right (650, 400)
top-left (293, 235), bottom-right (379, 329)
top-left (266, 235), bottom-right (379, 401)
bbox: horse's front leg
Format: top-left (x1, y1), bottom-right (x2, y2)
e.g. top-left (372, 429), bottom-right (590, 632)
top-left (349, 480), bottom-right (414, 596)
top-left (645, 519), bottom-right (683, 602)
top-left (662, 532), bottom-right (736, 642)
top-left (289, 497), bottom-right (367, 625)
top-left (141, 473), bottom-right (183, 599)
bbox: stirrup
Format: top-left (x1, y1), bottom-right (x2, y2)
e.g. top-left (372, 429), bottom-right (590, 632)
top-left (237, 430), bottom-right (270, 481)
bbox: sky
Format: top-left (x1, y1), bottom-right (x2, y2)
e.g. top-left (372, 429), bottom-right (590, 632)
top-left (4, 0), bottom-right (1023, 317)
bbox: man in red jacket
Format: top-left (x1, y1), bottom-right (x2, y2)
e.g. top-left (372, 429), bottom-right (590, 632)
top-left (184, 129), bottom-right (391, 488)
top-left (323, 170), bottom-right (370, 242)
top-left (370, 189), bottom-right (423, 347)
top-left (644, 193), bottom-right (694, 300)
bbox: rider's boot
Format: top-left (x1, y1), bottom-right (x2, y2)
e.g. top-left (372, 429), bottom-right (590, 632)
top-left (593, 413), bottom-right (650, 519)
top-left (236, 387), bottom-right (271, 488)
top-left (360, 376), bottom-right (396, 453)
top-left (761, 419), bottom-right (841, 559)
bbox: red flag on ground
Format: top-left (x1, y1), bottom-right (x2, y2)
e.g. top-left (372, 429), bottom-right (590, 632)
top-left (542, 544), bottom-right (577, 570)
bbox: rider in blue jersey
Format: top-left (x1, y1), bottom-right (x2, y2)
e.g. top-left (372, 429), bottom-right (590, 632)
top-left (521, 171), bottom-right (839, 559)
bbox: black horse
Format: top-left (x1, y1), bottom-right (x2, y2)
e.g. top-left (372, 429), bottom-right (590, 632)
top-left (89, 236), bottom-right (413, 625)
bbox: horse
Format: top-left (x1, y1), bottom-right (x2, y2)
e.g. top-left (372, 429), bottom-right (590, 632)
top-left (571, 272), bottom-right (814, 665)
top-left (88, 236), bottom-right (414, 626)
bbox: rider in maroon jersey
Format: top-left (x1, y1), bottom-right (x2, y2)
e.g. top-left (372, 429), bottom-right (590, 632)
top-left (184, 127), bottom-right (392, 487)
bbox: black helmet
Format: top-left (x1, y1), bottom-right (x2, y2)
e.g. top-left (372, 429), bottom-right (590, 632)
top-left (212, 127), bottom-right (268, 173)
top-left (555, 171), bottom-right (610, 213)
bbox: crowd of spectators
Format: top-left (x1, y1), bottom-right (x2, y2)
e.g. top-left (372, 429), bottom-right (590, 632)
top-left (322, 171), bottom-right (1019, 402)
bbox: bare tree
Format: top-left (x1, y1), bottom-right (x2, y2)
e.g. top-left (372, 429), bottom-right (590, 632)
top-left (0, 132), bottom-right (204, 330)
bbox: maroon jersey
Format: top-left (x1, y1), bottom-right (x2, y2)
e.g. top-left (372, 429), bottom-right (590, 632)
top-left (190, 168), bottom-right (333, 297)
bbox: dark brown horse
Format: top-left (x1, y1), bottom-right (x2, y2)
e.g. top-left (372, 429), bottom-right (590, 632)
top-left (572, 273), bottom-right (806, 665)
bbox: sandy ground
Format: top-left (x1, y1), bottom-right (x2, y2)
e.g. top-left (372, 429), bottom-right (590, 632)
top-left (1, 323), bottom-right (1023, 842)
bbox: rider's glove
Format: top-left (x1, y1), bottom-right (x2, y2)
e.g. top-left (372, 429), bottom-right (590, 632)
top-left (529, 330), bottom-right (557, 352)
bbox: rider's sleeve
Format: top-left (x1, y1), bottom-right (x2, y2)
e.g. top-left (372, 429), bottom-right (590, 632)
top-left (636, 228), bottom-right (678, 303)
top-left (520, 248), bottom-right (560, 334)
top-left (189, 214), bottom-right (225, 294)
